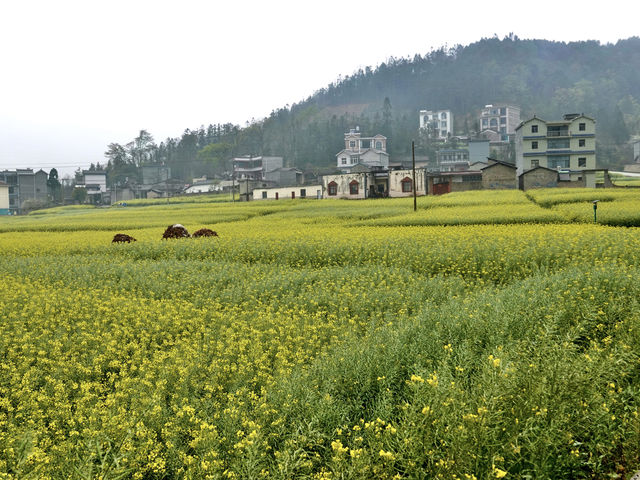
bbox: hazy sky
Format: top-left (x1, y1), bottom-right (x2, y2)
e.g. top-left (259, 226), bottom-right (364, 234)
top-left (1, 0), bottom-right (637, 177)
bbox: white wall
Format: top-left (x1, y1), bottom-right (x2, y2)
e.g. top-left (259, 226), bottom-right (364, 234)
top-left (252, 185), bottom-right (323, 200)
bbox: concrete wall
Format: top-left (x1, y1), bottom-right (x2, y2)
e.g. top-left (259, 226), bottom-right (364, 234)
top-left (482, 164), bottom-right (517, 190)
top-left (264, 169), bottom-right (300, 186)
top-left (520, 168), bottom-right (558, 190)
top-left (469, 140), bottom-right (490, 165)
top-left (262, 157), bottom-right (284, 172)
top-left (450, 180), bottom-right (483, 193)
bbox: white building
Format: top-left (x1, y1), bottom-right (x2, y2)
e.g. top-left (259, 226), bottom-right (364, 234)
top-left (419, 109), bottom-right (453, 139)
top-left (322, 168), bottom-right (426, 199)
top-left (79, 170), bottom-right (107, 202)
top-left (252, 185), bottom-right (323, 200)
top-left (335, 129), bottom-right (389, 172)
top-left (479, 104), bottom-right (521, 141)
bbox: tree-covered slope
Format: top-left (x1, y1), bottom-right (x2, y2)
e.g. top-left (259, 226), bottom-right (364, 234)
top-left (107, 36), bottom-right (640, 182)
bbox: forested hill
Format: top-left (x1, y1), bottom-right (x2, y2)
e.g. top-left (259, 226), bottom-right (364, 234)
top-left (105, 36), bottom-right (640, 183)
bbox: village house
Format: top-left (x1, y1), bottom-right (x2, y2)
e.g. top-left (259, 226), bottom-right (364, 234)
top-left (336, 129), bottom-right (389, 172)
top-left (479, 104), bottom-right (521, 142)
top-left (515, 113), bottom-right (597, 187)
top-left (322, 165), bottom-right (426, 199)
top-left (480, 159), bottom-right (517, 190)
top-left (419, 109), bottom-right (453, 139)
top-left (426, 171), bottom-right (483, 195)
top-left (233, 156), bottom-right (284, 180)
top-left (252, 184), bottom-right (324, 200)
top-left (0, 168), bottom-right (49, 214)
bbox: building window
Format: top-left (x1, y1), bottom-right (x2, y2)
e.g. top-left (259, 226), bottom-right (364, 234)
top-left (548, 156), bottom-right (570, 169)
top-left (531, 159), bottom-right (539, 168)
top-left (578, 157), bottom-right (587, 167)
top-left (300, 189), bottom-right (306, 198)
top-left (441, 112), bottom-right (447, 119)
top-left (351, 155), bottom-right (359, 164)
top-left (579, 123), bottom-right (586, 131)
top-left (401, 177), bottom-right (412, 192)
top-left (349, 180), bottom-right (359, 195)
top-left (462, 175), bottom-right (482, 182)
top-left (328, 181), bottom-right (337, 196)
top-left (262, 191), bottom-right (267, 199)
top-left (531, 125), bottom-right (538, 133)
top-left (349, 141), bottom-right (356, 148)
top-left (482, 118), bottom-right (488, 127)
top-left (532, 141), bottom-right (538, 149)
top-left (579, 139), bottom-right (586, 147)
top-left (375, 141), bottom-right (382, 150)
top-left (548, 138), bottom-right (570, 149)
top-left (341, 158), bottom-right (347, 165)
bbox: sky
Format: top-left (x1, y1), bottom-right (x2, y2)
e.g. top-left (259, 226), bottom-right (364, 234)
top-left (0, 0), bottom-right (638, 177)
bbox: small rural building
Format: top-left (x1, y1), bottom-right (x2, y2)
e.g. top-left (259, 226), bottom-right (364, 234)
top-left (252, 184), bottom-right (324, 200)
top-left (481, 159), bottom-right (517, 190)
top-left (323, 171), bottom-right (370, 199)
top-left (518, 166), bottom-right (559, 190)
top-left (426, 171), bottom-right (483, 195)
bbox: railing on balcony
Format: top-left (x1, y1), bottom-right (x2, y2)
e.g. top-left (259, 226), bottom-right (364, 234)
top-left (547, 130), bottom-right (569, 137)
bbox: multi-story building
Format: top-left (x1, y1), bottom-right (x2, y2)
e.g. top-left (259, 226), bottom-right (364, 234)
top-left (419, 109), bottom-right (453, 139)
top-left (0, 168), bottom-right (48, 214)
top-left (335, 129), bottom-right (388, 172)
top-left (437, 148), bottom-right (469, 172)
top-left (233, 156), bottom-right (284, 180)
top-left (515, 113), bottom-right (596, 185)
top-left (479, 104), bottom-right (521, 141)
top-left (80, 170), bottom-right (107, 203)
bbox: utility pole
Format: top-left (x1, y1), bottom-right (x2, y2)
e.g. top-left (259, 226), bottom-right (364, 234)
top-left (412, 140), bottom-right (417, 211)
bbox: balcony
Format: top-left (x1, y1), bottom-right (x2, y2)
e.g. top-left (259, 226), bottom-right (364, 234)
top-left (547, 130), bottom-right (569, 137)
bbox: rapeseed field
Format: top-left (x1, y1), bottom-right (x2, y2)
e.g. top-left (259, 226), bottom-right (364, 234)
top-left (0, 189), bottom-right (639, 479)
